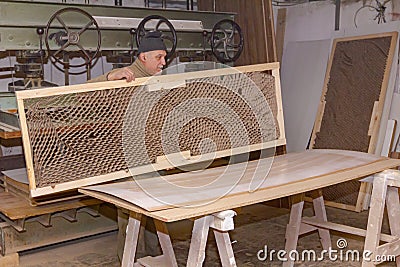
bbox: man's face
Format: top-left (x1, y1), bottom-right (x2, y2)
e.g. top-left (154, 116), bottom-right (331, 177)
top-left (141, 50), bottom-right (167, 75)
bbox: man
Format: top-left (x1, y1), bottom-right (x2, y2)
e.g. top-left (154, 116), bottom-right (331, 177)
top-left (89, 31), bottom-right (167, 83)
top-left (89, 31), bottom-right (167, 261)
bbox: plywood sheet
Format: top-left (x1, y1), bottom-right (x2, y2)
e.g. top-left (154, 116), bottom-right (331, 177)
top-left (2, 168), bottom-right (28, 184)
top-left (81, 149), bottom-right (400, 222)
top-left (0, 192), bottom-right (100, 220)
top-left (281, 39), bottom-right (330, 152)
top-left (82, 149), bottom-right (388, 212)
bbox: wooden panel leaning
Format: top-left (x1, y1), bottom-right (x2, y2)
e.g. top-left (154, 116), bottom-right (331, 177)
top-left (309, 32), bottom-right (398, 211)
top-left (15, 62), bottom-right (285, 199)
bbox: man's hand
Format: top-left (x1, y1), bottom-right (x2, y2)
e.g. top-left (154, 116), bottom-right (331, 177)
top-left (107, 67), bottom-right (135, 82)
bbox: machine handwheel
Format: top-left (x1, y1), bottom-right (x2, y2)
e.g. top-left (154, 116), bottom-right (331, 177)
top-left (136, 15), bottom-right (177, 60)
top-left (211, 19), bottom-right (244, 63)
top-left (45, 7), bottom-right (101, 71)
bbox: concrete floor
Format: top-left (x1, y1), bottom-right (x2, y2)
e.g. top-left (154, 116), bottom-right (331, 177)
top-left (14, 203), bottom-right (396, 266)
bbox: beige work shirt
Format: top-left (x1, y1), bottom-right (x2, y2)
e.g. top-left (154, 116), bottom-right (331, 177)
top-left (87, 59), bottom-right (153, 83)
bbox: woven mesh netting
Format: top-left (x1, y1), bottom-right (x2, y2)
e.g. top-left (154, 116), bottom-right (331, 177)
top-left (312, 36), bottom-right (392, 206)
top-left (24, 71), bottom-right (279, 188)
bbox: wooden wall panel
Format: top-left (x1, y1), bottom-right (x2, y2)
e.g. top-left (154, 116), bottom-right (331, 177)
top-left (198, 0), bottom-right (277, 65)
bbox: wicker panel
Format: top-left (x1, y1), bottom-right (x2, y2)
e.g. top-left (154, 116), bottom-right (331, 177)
top-left (23, 71), bottom-right (279, 188)
top-left (310, 34), bottom-right (396, 209)
top-left (313, 36), bottom-right (392, 152)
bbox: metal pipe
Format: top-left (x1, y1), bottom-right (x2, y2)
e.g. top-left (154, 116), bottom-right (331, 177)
top-left (0, 67), bottom-right (14, 72)
top-left (64, 54), bottom-right (69, 86)
top-left (335, 0), bottom-right (340, 31)
top-left (0, 74), bottom-right (13, 79)
top-left (86, 65), bottom-right (91, 81)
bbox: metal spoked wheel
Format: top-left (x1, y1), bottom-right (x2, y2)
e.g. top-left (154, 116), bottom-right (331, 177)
top-left (211, 19), bottom-right (244, 63)
top-left (136, 15), bottom-right (177, 61)
top-left (45, 7), bottom-right (101, 74)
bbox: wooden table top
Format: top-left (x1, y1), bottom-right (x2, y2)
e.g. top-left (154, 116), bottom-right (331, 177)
top-left (80, 149), bottom-right (400, 222)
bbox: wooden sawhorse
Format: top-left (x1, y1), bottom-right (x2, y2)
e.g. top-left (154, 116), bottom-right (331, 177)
top-left (284, 169), bottom-right (400, 266)
top-left (79, 150), bottom-right (400, 266)
top-left (121, 210), bottom-right (237, 267)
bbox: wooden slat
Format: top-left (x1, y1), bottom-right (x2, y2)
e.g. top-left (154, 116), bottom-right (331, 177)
top-left (15, 63), bottom-right (280, 100)
top-left (0, 192), bottom-right (101, 220)
top-left (312, 195), bottom-right (331, 249)
top-left (122, 212), bottom-right (142, 267)
top-left (263, 0), bottom-right (277, 62)
top-left (0, 122), bottom-right (19, 132)
top-left (0, 131), bottom-right (21, 139)
top-left (16, 98), bottom-right (35, 191)
top-left (368, 32), bottom-right (398, 154)
top-left (272, 67), bottom-right (286, 141)
top-left (187, 216), bottom-right (212, 266)
top-left (301, 217), bottom-right (397, 243)
top-left (362, 174), bottom-right (390, 266)
top-left (137, 255), bottom-right (170, 267)
top-left (29, 138), bottom-right (286, 198)
top-left (381, 119), bottom-right (397, 157)
top-left (376, 239), bottom-right (400, 259)
top-left (213, 230), bottom-right (236, 266)
top-left (303, 197), bottom-right (358, 212)
top-left (154, 220), bottom-right (178, 266)
top-left (283, 200), bottom-right (303, 267)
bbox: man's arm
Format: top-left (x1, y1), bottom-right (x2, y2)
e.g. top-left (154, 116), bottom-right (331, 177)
top-left (87, 67), bottom-right (136, 83)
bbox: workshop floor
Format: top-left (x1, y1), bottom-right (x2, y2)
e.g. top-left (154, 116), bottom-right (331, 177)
top-left (18, 203), bottom-right (395, 267)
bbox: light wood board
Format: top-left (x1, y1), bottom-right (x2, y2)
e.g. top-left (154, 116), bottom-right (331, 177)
top-left (0, 192), bottom-right (101, 220)
top-left (80, 149), bottom-right (400, 222)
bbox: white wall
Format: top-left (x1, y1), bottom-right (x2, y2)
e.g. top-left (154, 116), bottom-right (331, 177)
top-left (275, 1), bottom-right (394, 48)
top-left (274, 1), bottom-right (398, 152)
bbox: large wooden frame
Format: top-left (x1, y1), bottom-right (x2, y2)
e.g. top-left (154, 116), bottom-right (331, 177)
top-left (15, 62), bottom-right (285, 198)
top-left (309, 32), bottom-right (398, 211)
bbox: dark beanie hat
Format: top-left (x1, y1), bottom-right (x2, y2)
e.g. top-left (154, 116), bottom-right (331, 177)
top-left (137, 31), bottom-right (167, 54)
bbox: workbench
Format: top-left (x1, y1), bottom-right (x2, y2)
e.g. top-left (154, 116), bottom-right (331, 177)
top-left (80, 149), bottom-right (400, 266)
